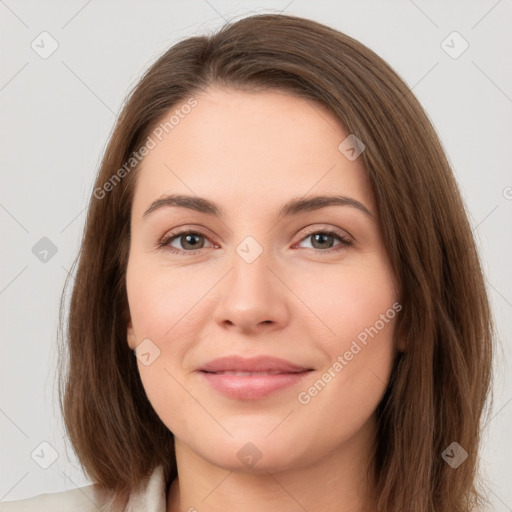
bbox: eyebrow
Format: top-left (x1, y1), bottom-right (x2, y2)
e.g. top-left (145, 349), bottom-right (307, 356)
top-left (142, 194), bottom-right (375, 221)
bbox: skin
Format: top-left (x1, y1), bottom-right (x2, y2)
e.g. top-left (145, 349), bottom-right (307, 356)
top-left (126, 87), bottom-right (401, 512)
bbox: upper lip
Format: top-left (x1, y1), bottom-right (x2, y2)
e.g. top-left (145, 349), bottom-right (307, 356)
top-left (199, 355), bottom-right (312, 373)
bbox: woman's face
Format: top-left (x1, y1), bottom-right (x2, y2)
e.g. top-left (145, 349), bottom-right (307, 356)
top-left (126, 86), bottom-right (400, 472)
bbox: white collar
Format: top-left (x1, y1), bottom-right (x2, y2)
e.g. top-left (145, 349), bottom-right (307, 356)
top-left (104, 464), bottom-right (167, 512)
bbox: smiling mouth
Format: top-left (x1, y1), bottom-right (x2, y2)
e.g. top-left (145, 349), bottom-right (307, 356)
top-left (202, 370), bottom-right (307, 376)
top-left (200, 369), bottom-right (313, 400)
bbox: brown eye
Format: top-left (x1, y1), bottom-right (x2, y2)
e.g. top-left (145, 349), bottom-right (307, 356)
top-left (297, 229), bottom-right (353, 254)
top-left (160, 230), bottom-right (212, 254)
top-left (159, 228), bottom-right (353, 256)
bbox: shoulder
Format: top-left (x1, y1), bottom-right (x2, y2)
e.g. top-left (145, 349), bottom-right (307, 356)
top-left (0, 482), bottom-right (113, 512)
top-left (1, 465), bottom-right (167, 512)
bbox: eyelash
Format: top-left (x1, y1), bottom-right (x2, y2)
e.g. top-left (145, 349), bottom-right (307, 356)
top-left (158, 227), bottom-right (354, 256)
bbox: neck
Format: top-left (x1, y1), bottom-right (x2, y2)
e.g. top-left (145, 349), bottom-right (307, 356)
top-left (167, 416), bottom-right (377, 512)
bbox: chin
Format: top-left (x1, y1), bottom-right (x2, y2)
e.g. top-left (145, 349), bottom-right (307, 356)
top-left (186, 429), bottom-right (309, 474)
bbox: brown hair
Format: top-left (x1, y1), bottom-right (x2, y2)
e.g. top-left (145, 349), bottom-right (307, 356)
top-left (58, 13), bottom-right (493, 511)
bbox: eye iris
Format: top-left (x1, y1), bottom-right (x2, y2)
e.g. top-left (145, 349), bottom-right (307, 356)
top-left (311, 233), bottom-right (334, 249)
top-left (181, 233), bottom-right (204, 250)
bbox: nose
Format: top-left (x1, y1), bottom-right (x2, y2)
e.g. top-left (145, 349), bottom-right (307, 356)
top-left (212, 247), bottom-right (290, 335)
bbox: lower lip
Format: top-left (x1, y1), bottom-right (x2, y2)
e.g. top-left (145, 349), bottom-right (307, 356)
top-left (200, 371), bottom-right (312, 400)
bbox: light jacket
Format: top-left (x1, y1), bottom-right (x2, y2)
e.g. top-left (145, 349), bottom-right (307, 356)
top-left (1, 465), bottom-right (167, 512)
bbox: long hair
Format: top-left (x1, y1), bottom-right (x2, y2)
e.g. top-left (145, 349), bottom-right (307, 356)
top-left (58, 13), bottom-right (493, 511)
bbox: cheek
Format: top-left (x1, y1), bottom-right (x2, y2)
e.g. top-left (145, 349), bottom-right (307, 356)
top-left (296, 251), bottom-right (398, 342)
top-left (295, 313), bottom-right (397, 447)
top-left (126, 261), bottom-right (200, 432)
top-left (126, 258), bottom-right (203, 341)
top-left (125, 260), bottom-right (211, 407)
top-left (293, 254), bottom-right (398, 428)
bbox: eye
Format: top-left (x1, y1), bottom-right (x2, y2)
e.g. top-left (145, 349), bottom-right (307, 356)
top-left (295, 228), bottom-right (353, 254)
top-left (158, 227), bottom-right (353, 255)
top-left (159, 229), bottom-right (214, 254)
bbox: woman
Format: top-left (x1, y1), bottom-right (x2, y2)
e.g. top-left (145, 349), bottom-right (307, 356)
top-left (3, 13), bottom-right (493, 512)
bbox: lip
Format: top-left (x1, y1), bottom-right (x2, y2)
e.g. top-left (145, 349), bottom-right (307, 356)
top-left (198, 355), bottom-right (314, 400)
top-left (200, 355), bottom-right (311, 373)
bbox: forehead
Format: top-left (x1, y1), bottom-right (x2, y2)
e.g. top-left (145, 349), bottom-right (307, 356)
top-left (131, 87), bottom-right (376, 219)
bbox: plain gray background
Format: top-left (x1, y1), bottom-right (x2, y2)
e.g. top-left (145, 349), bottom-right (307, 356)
top-left (1, 0), bottom-right (511, 509)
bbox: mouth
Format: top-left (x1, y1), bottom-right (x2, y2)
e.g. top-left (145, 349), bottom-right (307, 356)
top-left (199, 355), bottom-right (312, 373)
top-left (202, 370), bottom-right (304, 376)
top-left (198, 356), bottom-right (314, 400)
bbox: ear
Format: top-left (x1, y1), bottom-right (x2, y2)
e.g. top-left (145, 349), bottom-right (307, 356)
top-left (127, 317), bottom-right (137, 350)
